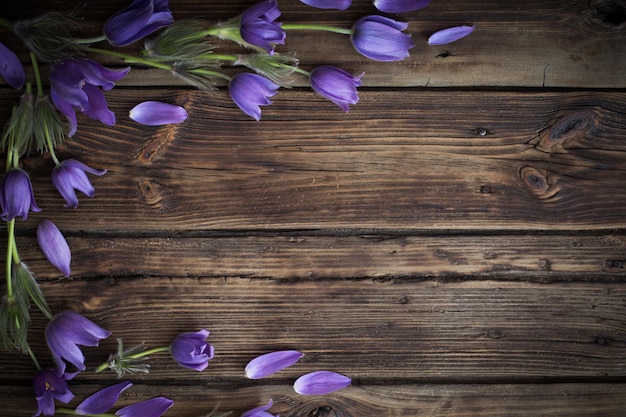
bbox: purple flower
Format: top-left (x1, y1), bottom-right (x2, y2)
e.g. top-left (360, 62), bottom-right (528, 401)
top-left (104, 0), bottom-right (174, 46)
top-left (50, 59), bottom-right (130, 137)
top-left (33, 369), bottom-right (75, 417)
top-left (0, 41), bottom-right (25, 89)
top-left (0, 168), bottom-right (41, 221)
top-left (115, 397), bottom-right (174, 417)
top-left (299, 0), bottom-right (351, 10)
top-left (373, 0), bottom-right (431, 13)
top-left (310, 66), bottom-right (363, 112)
top-left (170, 329), bottom-right (214, 371)
top-left (428, 25), bottom-right (475, 45)
top-left (351, 15), bottom-right (415, 61)
top-left (240, 0), bottom-right (285, 54)
top-left (242, 399), bottom-right (278, 417)
top-left (37, 219), bottom-right (71, 278)
top-left (51, 159), bottom-right (107, 208)
top-left (45, 311), bottom-right (111, 374)
top-left (229, 73), bottom-right (279, 121)
top-left (245, 350), bottom-right (304, 379)
top-left (129, 101), bottom-right (188, 125)
top-left (293, 371), bottom-right (351, 395)
top-left (76, 381), bottom-right (132, 415)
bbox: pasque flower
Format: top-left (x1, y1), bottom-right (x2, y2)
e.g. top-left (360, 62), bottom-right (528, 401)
top-left (37, 219), bottom-right (71, 277)
top-left (373, 0), bottom-right (431, 13)
top-left (229, 73), bottom-right (279, 121)
top-left (104, 0), bottom-right (174, 46)
top-left (351, 15), bottom-right (415, 61)
top-left (46, 310), bottom-right (111, 374)
top-left (170, 329), bottom-right (214, 371)
top-left (242, 399), bottom-right (278, 417)
top-left (0, 41), bottom-right (25, 89)
top-left (49, 59), bottom-right (130, 137)
top-left (293, 370), bottom-right (352, 395)
top-left (33, 368), bottom-right (75, 417)
top-left (0, 168), bottom-right (41, 221)
top-left (51, 159), bottom-right (107, 208)
top-left (129, 101), bottom-right (188, 125)
top-left (428, 25), bottom-right (475, 45)
top-left (245, 350), bottom-right (304, 379)
top-left (240, 0), bottom-right (285, 54)
top-left (300, 0), bottom-right (351, 10)
top-left (75, 381), bottom-right (132, 415)
top-left (115, 397), bottom-right (174, 417)
top-left (310, 66), bottom-right (363, 112)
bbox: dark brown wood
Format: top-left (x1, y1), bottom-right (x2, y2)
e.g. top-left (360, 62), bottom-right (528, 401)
top-left (1, 0), bottom-right (625, 416)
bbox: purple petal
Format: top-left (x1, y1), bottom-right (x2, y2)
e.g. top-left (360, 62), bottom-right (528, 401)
top-left (428, 25), bottom-right (475, 45)
top-left (105, 0), bottom-right (173, 46)
top-left (51, 159), bottom-right (106, 208)
top-left (351, 15), bottom-right (414, 62)
top-left (37, 219), bottom-right (71, 277)
top-left (241, 399), bottom-right (277, 417)
top-left (170, 329), bottom-right (214, 371)
top-left (115, 397), bottom-right (174, 417)
top-left (76, 381), bottom-right (132, 415)
top-left (293, 371), bottom-right (351, 395)
top-left (299, 0), bottom-right (351, 10)
top-left (229, 73), bottom-right (279, 121)
top-left (130, 101), bottom-right (188, 125)
top-left (245, 350), bottom-right (304, 379)
top-left (0, 41), bottom-right (25, 89)
top-left (373, 0), bottom-right (431, 13)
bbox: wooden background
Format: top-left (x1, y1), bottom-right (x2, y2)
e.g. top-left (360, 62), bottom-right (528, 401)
top-left (1, 0), bottom-right (626, 416)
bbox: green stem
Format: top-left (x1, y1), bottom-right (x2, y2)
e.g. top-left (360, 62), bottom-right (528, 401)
top-left (44, 124), bottom-right (60, 165)
top-left (29, 53), bottom-right (43, 98)
top-left (86, 47), bottom-right (173, 71)
top-left (200, 53), bottom-right (238, 62)
top-left (27, 346), bottom-right (42, 371)
top-left (94, 345), bottom-right (171, 373)
top-left (56, 408), bottom-right (116, 417)
top-left (189, 68), bottom-right (232, 82)
top-left (5, 220), bottom-right (15, 298)
top-left (281, 23), bottom-right (353, 36)
top-left (74, 35), bottom-right (107, 44)
top-left (293, 67), bottom-right (311, 77)
top-left (0, 17), bottom-right (13, 30)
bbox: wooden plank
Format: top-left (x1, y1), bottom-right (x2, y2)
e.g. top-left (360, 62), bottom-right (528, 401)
top-left (3, 383), bottom-right (626, 417)
top-left (2, 279), bottom-right (625, 382)
top-left (1, 0), bottom-right (625, 88)
top-left (9, 234), bottom-right (626, 280)
top-left (1, 89), bottom-right (623, 232)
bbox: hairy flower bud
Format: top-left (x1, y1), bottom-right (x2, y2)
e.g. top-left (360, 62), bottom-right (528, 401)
top-left (13, 13), bottom-right (83, 62)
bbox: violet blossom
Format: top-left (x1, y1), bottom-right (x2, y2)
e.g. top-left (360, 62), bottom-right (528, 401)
top-left (115, 397), bottom-right (174, 417)
top-left (51, 159), bottom-right (107, 208)
top-left (129, 101), bottom-right (188, 125)
top-left (310, 66), bottom-right (363, 112)
top-left (45, 311), bottom-right (111, 374)
top-left (299, 0), bottom-right (351, 10)
top-left (242, 399), bottom-right (278, 417)
top-left (0, 168), bottom-right (41, 221)
top-left (104, 0), bottom-right (174, 46)
top-left (351, 15), bottom-right (415, 61)
top-left (229, 73), bottom-right (280, 121)
top-left (240, 0), bottom-right (285, 54)
top-left (0, 41), bottom-right (25, 89)
top-left (49, 59), bottom-right (130, 137)
top-left (169, 329), bottom-right (214, 371)
top-left (373, 0), bottom-right (431, 13)
top-left (428, 25), bottom-right (475, 45)
top-left (75, 381), bottom-right (132, 415)
top-left (245, 350), bottom-right (304, 379)
top-left (33, 368), bottom-right (75, 417)
top-left (293, 370), bottom-right (352, 395)
top-left (37, 219), bottom-right (71, 278)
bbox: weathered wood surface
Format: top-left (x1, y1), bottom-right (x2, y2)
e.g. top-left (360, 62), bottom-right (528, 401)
top-left (1, 0), bottom-right (626, 416)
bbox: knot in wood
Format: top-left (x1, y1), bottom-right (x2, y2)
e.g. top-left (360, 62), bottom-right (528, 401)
top-left (537, 110), bottom-right (594, 152)
top-left (138, 179), bottom-right (164, 206)
top-left (519, 166), bottom-right (559, 200)
top-left (592, 1), bottom-right (626, 26)
top-left (307, 406), bottom-right (338, 417)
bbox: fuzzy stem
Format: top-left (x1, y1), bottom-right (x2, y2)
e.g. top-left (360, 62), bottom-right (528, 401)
top-left (29, 53), bottom-right (43, 98)
top-left (94, 345), bottom-right (171, 373)
top-left (27, 346), bottom-right (42, 371)
top-left (281, 23), bottom-right (353, 35)
top-left (86, 47), bottom-right (174, 71)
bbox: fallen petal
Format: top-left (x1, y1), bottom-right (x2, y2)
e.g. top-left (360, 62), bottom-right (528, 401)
top-left (428, 25), bottom-right (475, 45)
top-left (76, 381), bottom-right (132, 415)
top-left (245, 350), bottom-right (304, 379)
top-left (129, 101), bottom-right (188, 125)
top-left (37, 219), bottom-right (71, 277)
top-left (293, 371), bottom-right (351, 395)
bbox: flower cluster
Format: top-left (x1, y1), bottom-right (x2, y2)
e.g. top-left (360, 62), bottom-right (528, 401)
top-left (0, 1), bottom-right (474, 416)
